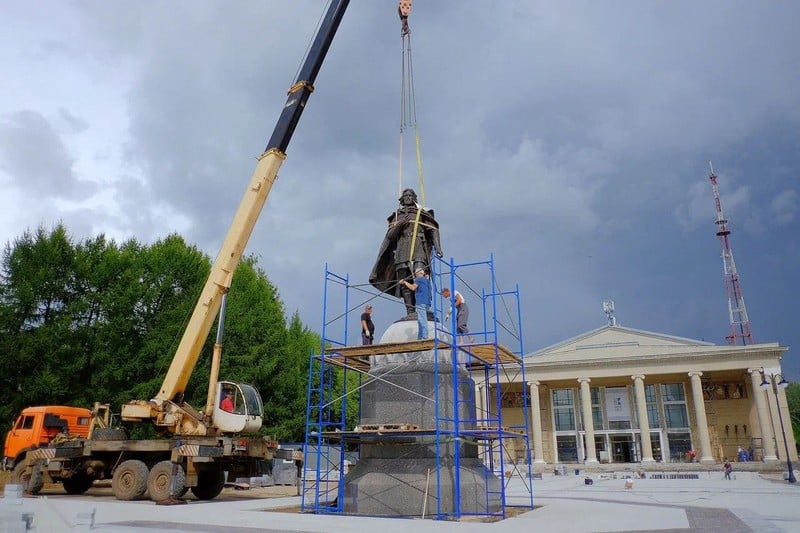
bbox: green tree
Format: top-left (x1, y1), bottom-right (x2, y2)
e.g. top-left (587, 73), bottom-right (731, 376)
top-left (216, 259), bottom-right (297, 441)
top-left (1, 225), bottom-right (324, 448)
top-left (281, 312), bottom-right (324, 441)
top-left (786, 382), bottom-right (800, 448)
top-left (0, 225), bottom-right (79, 419)
top-left (121, 235), bottom-right (211, 407)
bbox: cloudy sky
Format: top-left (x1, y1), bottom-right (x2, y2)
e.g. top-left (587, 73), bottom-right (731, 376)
top-left (2, 1), bottom-right (799, 379)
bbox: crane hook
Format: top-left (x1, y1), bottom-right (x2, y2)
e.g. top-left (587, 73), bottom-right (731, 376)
top-left (398, 0), bottom-right (412, 35)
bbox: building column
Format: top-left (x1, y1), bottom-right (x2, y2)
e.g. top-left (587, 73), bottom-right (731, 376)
top-left (688, 372), bottom-right (714, 463)
top-left (578, 378), bottom-right (598, 464)
top-left (748, 369), bottom-right (778, 461)
top-left (632, 375), bottom-right (655, 463)
top-left (474, 384), bottom-right (485, 422)
top-left (528, 381), bottom-right (545, 464)
top-left (474, 384), bottom-right (486, 463)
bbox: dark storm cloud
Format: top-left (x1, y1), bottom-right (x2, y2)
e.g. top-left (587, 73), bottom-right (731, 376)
top-left (59, 1), bottom-right (800, 377)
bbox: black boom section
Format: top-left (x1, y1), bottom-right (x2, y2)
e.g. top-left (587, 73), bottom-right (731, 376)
top-left (266, 0), bottom-right (350, 153)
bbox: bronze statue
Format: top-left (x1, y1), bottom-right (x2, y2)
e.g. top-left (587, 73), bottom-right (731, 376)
top-left (369, 188), bottom-right (443, 317)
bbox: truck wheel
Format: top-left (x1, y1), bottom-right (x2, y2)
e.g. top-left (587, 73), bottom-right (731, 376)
top-left (112, 459), bottom-right (148, 500)
top-left (27, 465), bottom-right (44, 495)
top-left (147, 461), bottom-right (186, 502)
top-left (91, 427), bottom-right (128, 441)
top-left (190, 468), bottom-right (225, 500)
top-left (10, 461), bottom-right (29, 485)
top-left (63, 472), bottom-right (94, 495)
top-left (11, 462), bottom-right (43, 495)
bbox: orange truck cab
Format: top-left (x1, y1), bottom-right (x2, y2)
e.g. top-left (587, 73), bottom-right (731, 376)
top-left (3, 406), bottom-right (92, 470)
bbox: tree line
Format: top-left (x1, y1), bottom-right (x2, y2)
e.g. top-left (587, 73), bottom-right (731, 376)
top-left (787, 383), bottom-right (800, 447)
top-left (0, 224), bottom-right (355, 444)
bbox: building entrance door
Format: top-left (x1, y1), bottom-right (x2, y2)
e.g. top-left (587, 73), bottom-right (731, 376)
top-left (611, 434), bottom-right (636, 463)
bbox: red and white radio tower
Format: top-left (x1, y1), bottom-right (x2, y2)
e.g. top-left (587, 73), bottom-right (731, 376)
top-left (708, 162), bottom-right (753, 345)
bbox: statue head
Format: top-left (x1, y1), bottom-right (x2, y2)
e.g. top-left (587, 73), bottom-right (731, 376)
top-left (399, 188), bottom-right (418, 207)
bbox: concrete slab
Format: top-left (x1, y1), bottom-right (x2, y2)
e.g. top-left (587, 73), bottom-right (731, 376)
top-left (3, 472), bottom-right (799, 532)
top-left (508, 498), bottom-right (688, 532)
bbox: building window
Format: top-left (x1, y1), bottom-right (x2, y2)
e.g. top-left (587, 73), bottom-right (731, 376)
top-left (650, 433), bottom-right (663, 462)
top-left (661, 383), bottom-right (685, 402)
top-left (591, 387), bottom-right (604, 430)
top-left (645, 384), bottom-right (660, 428)
top-left (661, 383), bottom-right (689, 429)
top-left (664, 404), bottom-right (689, 428)
top-left (552, 389), bottom-right (576, 431)
top-left (667, 432), bottom-right (692, 462)
top-left (556, 435), bottom-right (578, 462)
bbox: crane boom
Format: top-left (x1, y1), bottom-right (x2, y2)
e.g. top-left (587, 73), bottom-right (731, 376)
top-left (121, 0), bottom-right (350, 433)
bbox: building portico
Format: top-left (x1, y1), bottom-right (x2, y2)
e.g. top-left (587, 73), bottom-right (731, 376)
top-left (484, 325), bottom-right (797, 467)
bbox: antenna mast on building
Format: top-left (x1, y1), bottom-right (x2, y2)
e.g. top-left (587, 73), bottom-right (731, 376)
top-left (603, 300), bottom-right (616, 326)
top-left (708, 162), bottom-right (752, 345)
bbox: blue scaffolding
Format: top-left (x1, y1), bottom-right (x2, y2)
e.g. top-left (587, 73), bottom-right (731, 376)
top-left (301, 265), bottom-right (350, 511)
top-left (302, 256), bottom-right (534, 520)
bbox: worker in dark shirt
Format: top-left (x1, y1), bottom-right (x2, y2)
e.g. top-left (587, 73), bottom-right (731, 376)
top-left (361, 304), bottom-right (375, 345)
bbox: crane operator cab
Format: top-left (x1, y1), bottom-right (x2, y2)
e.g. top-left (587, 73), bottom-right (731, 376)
top-left (213, 381), bottom-right (263, 434)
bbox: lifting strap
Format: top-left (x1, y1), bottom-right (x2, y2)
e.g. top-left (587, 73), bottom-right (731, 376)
top-left (397, 1), bottom-right (428, 268)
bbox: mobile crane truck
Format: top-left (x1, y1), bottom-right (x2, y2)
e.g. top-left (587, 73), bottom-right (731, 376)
top-left (4, 0), bottom-right (350, 502)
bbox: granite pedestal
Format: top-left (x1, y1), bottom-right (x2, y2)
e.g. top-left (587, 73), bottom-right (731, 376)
top-left (343, 320), bottom-right (501, 517)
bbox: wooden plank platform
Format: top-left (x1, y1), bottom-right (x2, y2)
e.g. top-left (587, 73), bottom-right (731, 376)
top-left (323, 355), bottom-right (371, 372)
top-left (323, 339), bottom-right (521, 372)
top-left (356, 423), bottom-right (419, 432)
top-left (474, 426), bottom-right (527, 439)
top-left (322, 426), bottom-right (526, 441)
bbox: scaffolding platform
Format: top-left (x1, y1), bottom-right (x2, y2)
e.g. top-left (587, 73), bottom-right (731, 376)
top-left (322, 425), bottom-right (527, 442)
top-left (356, 423), bottom-right (419, 431)
top-left (324, 340), bottom-right (521, 372)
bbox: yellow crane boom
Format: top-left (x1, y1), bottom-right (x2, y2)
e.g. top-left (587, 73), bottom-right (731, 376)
top-left (120, 0), bottom-right (350, 436)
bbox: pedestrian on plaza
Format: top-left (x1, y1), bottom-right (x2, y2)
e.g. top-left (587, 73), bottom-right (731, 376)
top-left (361, 304), bottom-right (375, 345)
top-left (400, 268), bottom-right (431, 339)
top-left (737, 446), bottom-right (747, 462)
top-left (723, 459), bottom-right (733, 480)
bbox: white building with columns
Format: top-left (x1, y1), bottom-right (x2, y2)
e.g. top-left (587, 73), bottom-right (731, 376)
top-left (485, 324), bottom-right (797, 466)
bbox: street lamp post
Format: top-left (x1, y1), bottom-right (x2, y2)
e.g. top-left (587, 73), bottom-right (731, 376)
top-left (760, 369), bottom-right (796, 484)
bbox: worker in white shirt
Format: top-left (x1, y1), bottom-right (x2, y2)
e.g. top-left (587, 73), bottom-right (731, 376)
top-left (441, 288), bottom-right (473, 343)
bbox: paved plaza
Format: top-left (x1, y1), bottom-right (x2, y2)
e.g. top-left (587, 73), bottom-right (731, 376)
top-left (2, 470), bottom-right (799, 532)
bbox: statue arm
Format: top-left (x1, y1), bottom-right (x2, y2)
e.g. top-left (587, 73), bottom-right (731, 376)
top-left (385, 210), bottom-right (411, 241)
top-left (385, 222), bottom-right (402, 242)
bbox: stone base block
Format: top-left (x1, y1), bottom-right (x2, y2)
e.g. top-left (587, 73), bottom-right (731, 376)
top-left (343, 456), bottom-right (500, 517)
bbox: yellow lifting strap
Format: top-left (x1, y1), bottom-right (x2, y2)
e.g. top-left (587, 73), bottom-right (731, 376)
top-left (397, 0), bottom-right (428, 267)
